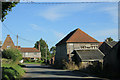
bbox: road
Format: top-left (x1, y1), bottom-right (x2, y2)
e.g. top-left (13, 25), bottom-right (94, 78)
top-left (22, 64), bottom-right (109, 80)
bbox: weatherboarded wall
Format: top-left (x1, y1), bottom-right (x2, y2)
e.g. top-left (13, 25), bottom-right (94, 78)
top-left (55, 43), bottom-right (68, 64)
top-left (67, 42), bottom-right (99, 58)
top-left (99, 42), bottom-right (112, 55)
top-left (55, 42), bottom-right (99, 64)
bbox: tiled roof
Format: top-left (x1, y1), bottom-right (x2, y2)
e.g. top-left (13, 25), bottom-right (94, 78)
top-left (73, 49), bottom-right (104, 61)
top-left (15, 46), bottom-right (21, 48)
top-left (18, 48), bottom-right (40, 52)
top-left (98, 42), bottom-right (103, 47)
top-left (2, 35), bottom-right (15, 49)
top-left (56, 28), bottom-right (99, 46)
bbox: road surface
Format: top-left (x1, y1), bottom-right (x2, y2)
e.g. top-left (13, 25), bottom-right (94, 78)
top-left (22, 64), bottom-right (109, 80)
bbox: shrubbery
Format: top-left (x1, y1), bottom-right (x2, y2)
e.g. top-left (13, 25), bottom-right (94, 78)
top-left (2, 67), bottom-right (19, 80)
top-left (23, 58), bottom-right (31, 62)
top-left (58, 59), bottom-right (103, 73)
top-left (23, 58), bottom-right (44, 64)
top-left (2, 48), bottom-right (22, 62)
top-left (2, 48), bottom-right (25, 80)
top-left (63, 60), bottom-right (79, 70)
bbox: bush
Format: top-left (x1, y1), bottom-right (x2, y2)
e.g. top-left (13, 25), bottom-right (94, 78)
top-left (79, 62), bottom-right (103, 74)
top-left (2, 67), bottom-right (19, 80)
top-left (2, 48), bottom-right (22, 62)
top-left (63, 60), bottom-right (79, 70)
top-left (3, 75), bottom-right (9, 80)
top-left (23, 58), bottom-right (31, 62)
top-left (40, 59), bottom-right (44, 63)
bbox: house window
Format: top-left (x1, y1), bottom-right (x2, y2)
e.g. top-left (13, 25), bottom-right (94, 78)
top-left (25, 52), bottom-right (28, 55)
top-left (34, 53), bottom-right (37, 55)
top-left (81, 46), bottom-right (86, 49)
top-left (69, 43), bottom-right (73, 46)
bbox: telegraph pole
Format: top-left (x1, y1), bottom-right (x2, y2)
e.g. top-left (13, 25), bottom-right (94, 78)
top-left (46, 46), bottom-right (47, 63)
top-left (17, 34), bottom-right (18, 49)
top-left (46, 41), bottom-right (47, 63)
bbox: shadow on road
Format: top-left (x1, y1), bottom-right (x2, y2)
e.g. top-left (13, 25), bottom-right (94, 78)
top-left (22, 64), bottom-right (107, 80)
top-left (25, 70), bottom-right (88, 77)
top-left (25, 64), bottom-right (56, 69)
top-left (21, 77), bottom-right (104, 80)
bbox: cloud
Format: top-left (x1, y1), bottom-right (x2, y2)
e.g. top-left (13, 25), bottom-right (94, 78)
top-left (30, 24), bottom-right (46, 32)
top-left (30, 24), bottom-right (65, 39)
top-left (38, 2), bottom-right (118, 22)
top-left (40, 9), bottom-right (64, 21)
top-left (38, 4), bottom-right (89, 21)
top-left (53, 31), bottom-right (65, 39)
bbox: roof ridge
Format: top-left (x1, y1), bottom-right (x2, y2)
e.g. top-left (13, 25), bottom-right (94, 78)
top-left (67, 28), bottom-right (99, 42)
top-left (56, 28), bottom-right (77, 46)
top-left (66, 28), bottom-right (79, 42)
top-left (56, 28), bottom-right (99, 46)
top-left (78, 29), bottom-right (99, 42)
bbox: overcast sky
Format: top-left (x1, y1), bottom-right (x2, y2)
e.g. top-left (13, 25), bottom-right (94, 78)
top-left (2, 2), bottom-right (118, 48)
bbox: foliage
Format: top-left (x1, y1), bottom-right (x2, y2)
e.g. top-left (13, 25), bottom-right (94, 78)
top-left (62, 60), bottom-right (79, 70)
top-left (2, 67), bottom-right (19, 80)
top-left (78, 62), bottom-right (103, 74)
top-left (50, 46), bottom-right (56, 57)
top-left (34, 38), bottom-right (50, 58)
top-left (0, 41), bottom-right (2, 45)
top-left (2, 2), bottom-right (19, 22)
top-left (2, 48), bottom-right (22, 62)
top-left (23, 57), bottom-right (31, 62)
top-left (105, 37), bottom-right (113, 42)
top-left (2, 58), bottom-right (25, 80)
top-left (23, 58), bottom-right (45, 64)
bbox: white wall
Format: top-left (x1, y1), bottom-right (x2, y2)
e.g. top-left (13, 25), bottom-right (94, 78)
top-left (21, 52), bottom-right (41, 58)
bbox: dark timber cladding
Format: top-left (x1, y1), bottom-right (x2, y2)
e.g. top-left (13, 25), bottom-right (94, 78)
top-left (56, 28), bottom-right (99, 46)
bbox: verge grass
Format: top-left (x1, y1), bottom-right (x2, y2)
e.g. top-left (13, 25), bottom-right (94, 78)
top-left (2, 58), bottom-right (25, 77)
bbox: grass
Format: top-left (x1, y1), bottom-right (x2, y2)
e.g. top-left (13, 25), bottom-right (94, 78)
top-left (2, 58), bottom-right (25, 77)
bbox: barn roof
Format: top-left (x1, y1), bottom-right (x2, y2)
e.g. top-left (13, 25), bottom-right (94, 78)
top-left (105, 41), bottom-right (117, 48)
top-left (56, 28), bottom-right (99, 46)
top-left (73, 49), bottom-right (104, 61)
top-left (18, 48), bottom-right (40, 52)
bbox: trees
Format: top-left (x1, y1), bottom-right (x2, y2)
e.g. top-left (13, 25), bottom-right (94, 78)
top-left (105, 37), bottom-right (113, 42)
top-left (50, 46), bottom-right (56, 57)
top-left (0, 41), bottom-right (2, 45)
top-left (1, 2), bottom-right (19, 22)
top-left (2, 48), bottom-right (22, 62)
top-left (34, 38), bottom-right (50, 59)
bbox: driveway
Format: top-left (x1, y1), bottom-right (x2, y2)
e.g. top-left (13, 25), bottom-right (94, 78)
top-left (22, 64), bottom-right (109, 80)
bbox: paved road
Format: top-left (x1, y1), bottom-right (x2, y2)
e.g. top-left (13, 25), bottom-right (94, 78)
top-left (22, 64), bottom-right (109, 80)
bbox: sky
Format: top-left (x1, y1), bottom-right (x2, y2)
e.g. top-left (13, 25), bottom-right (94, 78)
top-left (2, 2), bottom-right (118, 49)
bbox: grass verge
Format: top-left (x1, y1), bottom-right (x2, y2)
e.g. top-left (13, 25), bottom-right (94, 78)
top-left (2, 58), bottom-right (25, 79)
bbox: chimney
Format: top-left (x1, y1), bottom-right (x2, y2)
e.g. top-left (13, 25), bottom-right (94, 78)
top-left (105, 38), bottom-right (108, 42)
top-left (38, 42), bottom-right (40, 51)
top-left (7, 35), bottom-right (10, 37)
